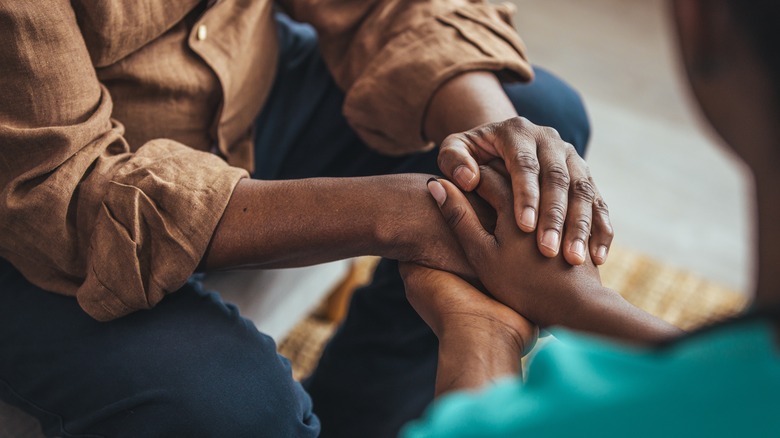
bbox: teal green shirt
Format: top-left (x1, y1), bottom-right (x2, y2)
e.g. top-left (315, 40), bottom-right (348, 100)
top-left (403, 320), bottom-right (780, 437)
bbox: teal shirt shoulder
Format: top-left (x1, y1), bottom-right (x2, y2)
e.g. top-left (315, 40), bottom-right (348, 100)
top-left (403, 320), bottom-right (780, 437)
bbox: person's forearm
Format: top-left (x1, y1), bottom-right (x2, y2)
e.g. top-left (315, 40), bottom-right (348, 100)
top-left (200, 174), bottom-right (437, 271)
top-left (562, 286), bottom-right (684, 344)
top-left (435, 331), bottom-right (522, 396)
top-left (424, 71), bottom-right (518, 144)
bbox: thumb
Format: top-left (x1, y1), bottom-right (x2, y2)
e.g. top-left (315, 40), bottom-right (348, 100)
top-left (437, 135), bottom-right (482, 192)
top-left (427, 178), bottom-right (495, 268)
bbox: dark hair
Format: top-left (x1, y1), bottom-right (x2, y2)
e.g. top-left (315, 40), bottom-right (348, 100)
top-left (726, 1), bottom-right (780, 98)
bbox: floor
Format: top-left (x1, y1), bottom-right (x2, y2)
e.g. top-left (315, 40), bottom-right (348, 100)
top-left (509, 0), bottom-right (754, 292)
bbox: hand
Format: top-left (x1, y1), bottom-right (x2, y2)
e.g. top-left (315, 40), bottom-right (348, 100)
top-left (426, 164), bottom-right (683, 343)
top-left (400, 262), bottom-right (538, 394)
top-left (383, 174), bottom-right (500, 280)
top-left (437, 117), bottom-right (613, 266)
top-left (427, 162), bottom-right (607, 328)
top-left (399, 262), bottom-right (538, 356)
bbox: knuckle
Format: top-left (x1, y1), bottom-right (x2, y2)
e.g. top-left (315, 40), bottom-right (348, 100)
top-left (462, 128), bottom-right (484, 144)
top-left (436, 150), bottom-right (449, 170)
top-left (517, 181), bottom-right (540, 200)
top-left (439, 133), bottom-right (462, 150)
top-left (437, 146), bottom-right (457, 168)
top-left (594, 197), bottom-right (610, 215)
top-left (446, 205), bottom-right (467, 230)
top-left (437, 137), bottom-right (463, 161)
top-left (512, 151), bottom-right (541, 175)
top-left (570, 177), bottom-right (596, 202)
top-left (542, 203), bottom-right (566, 229)
top-left (543, 164), bottom-right (570, 189)
top-left (571, 217), bottom-right (592, 236)
top-left (566, 151), bottom-right (590, 172)
top-left (478, 122), bottom-right (499, 138)
top-left (541, 126), bottom-right (561, 139)
top-left (599, 222), bottom-right (615, 238)
top-left (508, 116), bottom-right (530, 129)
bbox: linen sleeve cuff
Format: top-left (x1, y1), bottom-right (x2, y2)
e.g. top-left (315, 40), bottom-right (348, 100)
top-left (342, 2), bottom-right (534, 155)
top-left (76, 140), bottom-right (248, 321)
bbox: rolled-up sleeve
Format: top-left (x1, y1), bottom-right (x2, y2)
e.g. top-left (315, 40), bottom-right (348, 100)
top-left (0, 1), bottom-right (247, 321)
top-left (280, 0), bottom-right (534, 155)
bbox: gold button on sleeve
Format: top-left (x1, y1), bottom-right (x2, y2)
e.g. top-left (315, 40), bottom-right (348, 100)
top-left (197, 24), bottom-right (208, 41)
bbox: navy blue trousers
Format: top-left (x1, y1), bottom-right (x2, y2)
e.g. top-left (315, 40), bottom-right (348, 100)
top-left (0, 14), bottom-right (589, 438)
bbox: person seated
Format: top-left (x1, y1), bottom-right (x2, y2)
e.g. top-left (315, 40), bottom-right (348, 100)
top-left (401, 0), bottom-right (780, 436)
top-left (0, 1), bottom-right (612, 436)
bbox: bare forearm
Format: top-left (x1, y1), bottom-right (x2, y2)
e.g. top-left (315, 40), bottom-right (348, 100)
top-left (424, 71), bottom-right (518, 144)
top-left (558, 286), bottom-right (684, 344)
top-left (200, 174), bottom-right (434, 271)
top-left (435, 332), bottom-right (522, 396)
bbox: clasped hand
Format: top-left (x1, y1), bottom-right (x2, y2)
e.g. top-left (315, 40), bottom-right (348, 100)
top-left (438, 117), bottom-right (612, 266)
top-left (404, 117), bottom-right (615, 358)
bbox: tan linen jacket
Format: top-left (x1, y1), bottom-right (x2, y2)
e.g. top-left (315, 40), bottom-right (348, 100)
top-left (0, 0), bottom-right (533, 321)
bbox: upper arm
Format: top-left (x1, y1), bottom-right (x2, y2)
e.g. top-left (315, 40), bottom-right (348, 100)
top-left (0, 0), bottom-right (102, 130)
top-left (276, 0), bottom-right (533, 155)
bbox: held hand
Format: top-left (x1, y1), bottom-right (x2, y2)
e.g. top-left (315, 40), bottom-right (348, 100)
top-left (437, 117), bottom-right (613, 266)
top-left (386, 174), bottom-right (503, 281)
top-left (399, 262), bottom-right (538, 357)
top-left (427, 163), bottom-right (607, 328)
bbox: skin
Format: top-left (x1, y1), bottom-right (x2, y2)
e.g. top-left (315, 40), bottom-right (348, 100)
top-left (427, 164), bottom-right (680, 338)
top-left (412, 0), bottom-right (780, 396)
top-left (400, 264), bottom-right (538, 396)
top-left (201, 71), bottom-right (615, 273)
top-left (201, 174), bottom-right (473, 276)
top-left (427, 73), bottom-right (614, 265)
top-left (405, 165), bottom-right (680, 394)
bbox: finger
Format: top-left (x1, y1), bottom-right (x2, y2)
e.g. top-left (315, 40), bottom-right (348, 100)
top-left (438, 135), bottom-right (482, 192)
top-left (498, 120), bottom-right (541, 232)
top-left (589, 190), bottom-right (614, 265)
top-left (535, 133), bottom-right (571, 258)
top-left (464, 191), bottom-right (497, 234)
top-left (427, 178), bottom-right (496, 267)
top-left (398, 263), bottom-right (446, 332)
top-left (399, 262), bottom-right (440, 302)
top-left (403, 263), bottom-right (475, 295)
top-left (401, 261), bottom-right (487, 298)
top-left (474, 163), bottom-right (515, 230)
top-left (485, 159), bottom-right (511, 179)
top-left (561, 152), bottom-right (595, 265)
top-left (398, 261), bottom-right (425, 283)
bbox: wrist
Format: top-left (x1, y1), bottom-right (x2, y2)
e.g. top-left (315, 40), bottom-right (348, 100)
top-left (372, 173), bottom-right (439, 261)
top-left (436, 327), bottom-right (523, 395)
top-left (439, 317), bottom-right (528, 359)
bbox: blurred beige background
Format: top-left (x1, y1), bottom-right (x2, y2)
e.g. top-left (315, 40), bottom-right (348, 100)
top-left (509, 0), bottom-right (754, 292)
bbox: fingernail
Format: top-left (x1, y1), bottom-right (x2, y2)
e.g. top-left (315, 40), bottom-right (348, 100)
top-left (519, 207), bottom-right (536, 230)
top-left (427, 178), bottom-right (447, 207)
top-left (570, 239), bottom-right (585, 260)
top-left (541, 230), bottom-right (559, 253)
top-left (453, 166), bottom-right (476, 189)
top-left (596, 245), bottom-right (608, 261)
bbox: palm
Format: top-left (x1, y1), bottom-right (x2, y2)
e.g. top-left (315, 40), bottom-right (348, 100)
top-left (401, 263), bottom-right (538, 355)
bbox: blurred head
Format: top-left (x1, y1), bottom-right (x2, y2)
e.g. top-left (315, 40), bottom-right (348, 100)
top-left (671, 0), bottom-right (780, 178)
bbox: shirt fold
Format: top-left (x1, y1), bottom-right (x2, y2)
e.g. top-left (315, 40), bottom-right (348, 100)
top-left (1, 0), bottom-right (530, 320)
